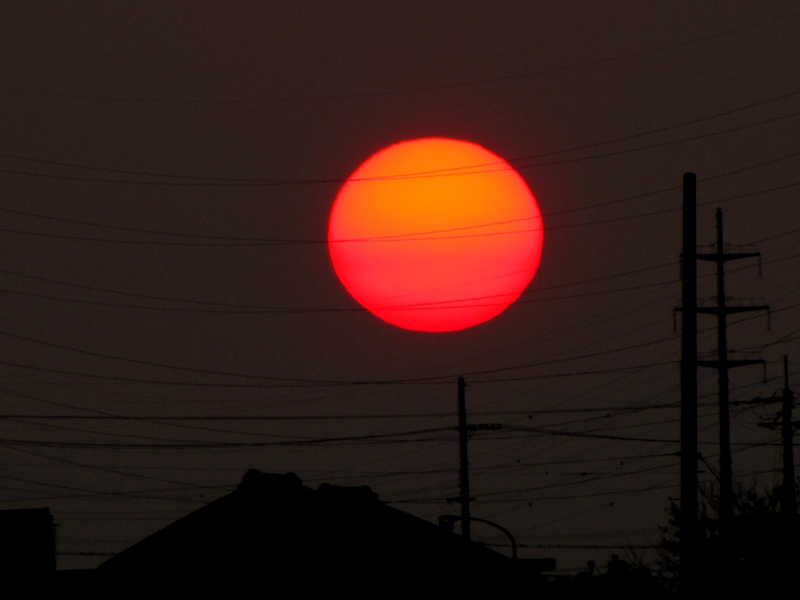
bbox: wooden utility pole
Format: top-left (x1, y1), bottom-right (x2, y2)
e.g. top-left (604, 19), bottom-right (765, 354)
top-left (679, 172), bottom-right (698, 589)
top-left (452, 378), bottom-right (501, 541)
top-left (458, 376), bottom-right (471, 540)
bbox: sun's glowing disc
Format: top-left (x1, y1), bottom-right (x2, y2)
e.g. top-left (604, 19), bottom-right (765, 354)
top-left (328, 138), bottom-right (543, 332)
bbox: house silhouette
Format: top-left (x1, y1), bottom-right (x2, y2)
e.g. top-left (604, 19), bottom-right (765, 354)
top-left (0, 507), bottom-right (55, 576)
top-left (98, 470), bottom-right (537, 586)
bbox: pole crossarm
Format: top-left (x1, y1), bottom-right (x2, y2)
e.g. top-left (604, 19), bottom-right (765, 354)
top-left (696, 252), bottom-right (761, 261)
top-left (467, 423), bottom-right (502, 431)
top-left (697, 305), bottom-right (769, 315)
top-left (697, 359), bottom-right (765, 369)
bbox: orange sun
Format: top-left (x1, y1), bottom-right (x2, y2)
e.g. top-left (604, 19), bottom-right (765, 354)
top-left (328, 138), bottom-right (543, 332)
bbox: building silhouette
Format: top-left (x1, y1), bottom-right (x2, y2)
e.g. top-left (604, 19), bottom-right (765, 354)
top-left (98, 469), bottom-right (537, 587)
top-left (0, 507), bottom-right (55, 576)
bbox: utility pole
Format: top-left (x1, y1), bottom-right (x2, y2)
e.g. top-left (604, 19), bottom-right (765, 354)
top-left (452, 377), bottom-right (501, 541)
top-left (753, 356), bottom-right (798, 521)
top-left (696, 208), bottom-right (767, 522)
top-left (457, 376), bottom-right (471, 540)
top-left (679, 172), bottom-right (699, 590)
top-left (779, 356), bottom-right (797, 520)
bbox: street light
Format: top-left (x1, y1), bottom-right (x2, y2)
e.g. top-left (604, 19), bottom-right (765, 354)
top-left (438, 515), bottom-right (517, 559)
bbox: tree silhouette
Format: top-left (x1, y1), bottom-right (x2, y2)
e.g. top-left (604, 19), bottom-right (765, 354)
top-left (659, 482), bottom-right (799, 593)
top-left (563, 554), bottom-right (667, 595)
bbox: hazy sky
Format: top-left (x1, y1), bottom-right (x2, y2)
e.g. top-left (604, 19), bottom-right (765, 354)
top-left (1, 1), bottom-right (798, 571)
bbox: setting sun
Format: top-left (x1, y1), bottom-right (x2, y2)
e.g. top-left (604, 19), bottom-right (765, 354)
top-left (328, 138), bottom-right (543, 332)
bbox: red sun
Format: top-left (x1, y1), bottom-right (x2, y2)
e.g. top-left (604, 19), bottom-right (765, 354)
top-left (328, 138), bottom-right (543, 332)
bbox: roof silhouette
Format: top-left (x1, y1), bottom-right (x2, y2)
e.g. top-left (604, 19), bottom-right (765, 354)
top-left (99, 470), bottom-right (511, 582)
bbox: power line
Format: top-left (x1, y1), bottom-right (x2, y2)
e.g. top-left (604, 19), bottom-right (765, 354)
top-left (0, 85), bottom-right (798, 183)
top-left (4, 108), bottom-right (799, 187)
top-left (1, 150), bottom-right (797, 253)
top-left (0, 279), bottom-right (677, 314)
top-left (0, 259), bottom-right (676, 311)
top-left (0, 402), bottom-right (681, 421)
top-left (1, 7), bottom-right (797, 105)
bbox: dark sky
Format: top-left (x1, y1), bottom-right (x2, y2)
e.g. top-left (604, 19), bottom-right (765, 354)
top-left (1, 1), bottom-right (798, 571)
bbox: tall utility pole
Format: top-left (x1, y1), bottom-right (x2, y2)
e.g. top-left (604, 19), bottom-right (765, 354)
top-left (696, 208), bottom-right (767, 522)
top-left (679, 172), bottom-right (698, 590)
top-left (457, 376), bottom-right (471, 540)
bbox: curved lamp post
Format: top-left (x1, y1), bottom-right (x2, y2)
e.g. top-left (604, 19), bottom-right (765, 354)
top-left (438, 514), bottom-right (517, 559)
